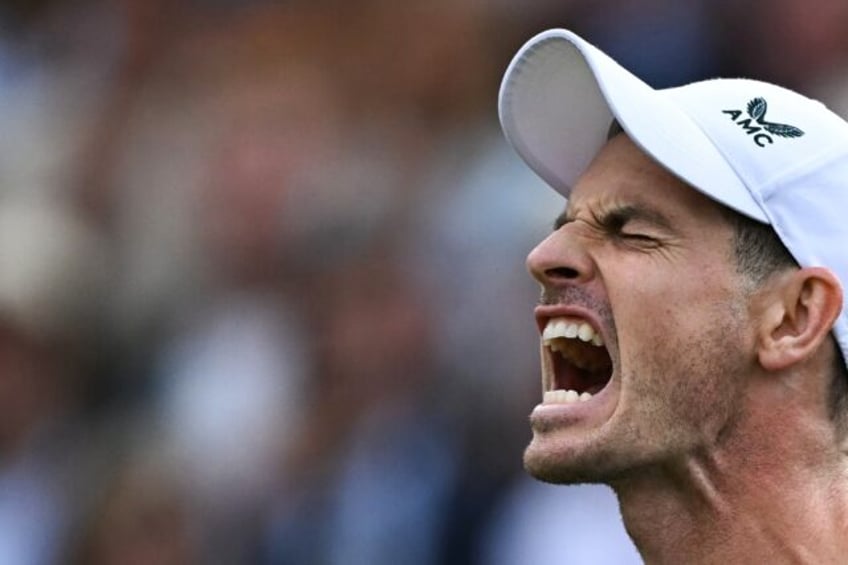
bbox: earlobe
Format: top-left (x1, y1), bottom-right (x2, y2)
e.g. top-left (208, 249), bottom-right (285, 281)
top-left (757, 267), bottom-right (843, 372)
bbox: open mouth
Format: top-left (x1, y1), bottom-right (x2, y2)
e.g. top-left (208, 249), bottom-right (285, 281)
top-left (541, 316), bottom-right (613, 404)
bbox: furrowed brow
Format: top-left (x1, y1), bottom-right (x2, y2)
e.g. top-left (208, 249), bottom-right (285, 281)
top-left (552, 202), bottom-right (672, 232)
top-left (595, 204), bottom-right (673, 232)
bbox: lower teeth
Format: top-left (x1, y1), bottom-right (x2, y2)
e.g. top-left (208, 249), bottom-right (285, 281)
top-left (544, 389), bottom-right (593, 404)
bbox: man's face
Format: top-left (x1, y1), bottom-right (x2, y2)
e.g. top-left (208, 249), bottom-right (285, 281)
top-left (524, 134), bottom-right (758, 484)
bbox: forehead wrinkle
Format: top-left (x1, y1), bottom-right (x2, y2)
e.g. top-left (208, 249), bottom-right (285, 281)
top-left (559, 194), bottom-right (674, 231)
top-left (597, 201), bottom-right (674, 231)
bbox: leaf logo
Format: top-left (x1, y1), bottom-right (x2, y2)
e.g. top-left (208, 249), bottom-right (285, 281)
top-left (745, 97), bottom-right (805, 138)
top-left (722, 98), bottom-right (805, 147)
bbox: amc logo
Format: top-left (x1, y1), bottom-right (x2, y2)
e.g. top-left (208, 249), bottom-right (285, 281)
top-left (722, 98), bottom-right (804, 147)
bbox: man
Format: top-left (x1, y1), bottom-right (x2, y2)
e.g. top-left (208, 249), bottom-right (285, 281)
top-left (498, 29), bottom-right (848, 563)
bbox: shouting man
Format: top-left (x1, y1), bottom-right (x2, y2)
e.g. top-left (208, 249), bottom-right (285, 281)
top-left (499, 29), bottom-right (848, 563)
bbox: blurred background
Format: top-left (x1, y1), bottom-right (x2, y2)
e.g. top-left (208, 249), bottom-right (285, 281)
top-left (2, 0), bottom-right (848, 563)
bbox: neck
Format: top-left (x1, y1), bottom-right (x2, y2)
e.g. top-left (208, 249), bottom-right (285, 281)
top-left (610, 410), bottom-right (848, 563)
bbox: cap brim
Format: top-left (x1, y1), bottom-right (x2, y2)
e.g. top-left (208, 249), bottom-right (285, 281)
top-left (498, 29), bottom-right (768, 223)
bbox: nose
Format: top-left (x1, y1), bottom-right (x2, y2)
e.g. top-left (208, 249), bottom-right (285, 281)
top-left (526, 227), bottom-right (594, 286)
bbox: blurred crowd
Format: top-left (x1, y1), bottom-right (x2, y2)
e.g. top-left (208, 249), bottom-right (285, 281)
top-left (1, 0), bottom-right (848, 564)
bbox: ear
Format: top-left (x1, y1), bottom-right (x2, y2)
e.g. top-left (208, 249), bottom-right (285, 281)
top-left (758, 267), bottom-right (843, 372)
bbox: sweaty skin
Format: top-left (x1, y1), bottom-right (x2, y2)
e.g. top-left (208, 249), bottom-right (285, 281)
top-left (525, 134), bottom-right (848, 564)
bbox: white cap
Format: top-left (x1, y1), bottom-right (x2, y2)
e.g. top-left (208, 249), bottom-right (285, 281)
top-left (499, 28), bottom-right (848, 365)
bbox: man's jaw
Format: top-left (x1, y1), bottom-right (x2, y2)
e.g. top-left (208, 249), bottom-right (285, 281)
top-left (520, 300), bottom-right (627, 487)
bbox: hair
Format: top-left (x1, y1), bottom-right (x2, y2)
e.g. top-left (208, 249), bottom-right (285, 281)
top-left (721, 208), bottom-right (848, 431)
top-left (721, 207), bottom-right (797, 286)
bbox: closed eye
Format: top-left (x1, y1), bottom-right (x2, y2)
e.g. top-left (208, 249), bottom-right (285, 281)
top-left (617, 231), bottom-right (660, 248)
top-left (553, 203), bottom-right (672, 246)
top-left (590, 207), bottom-right (667, 249)
top-left (620, 232), bottom-right (655, 241)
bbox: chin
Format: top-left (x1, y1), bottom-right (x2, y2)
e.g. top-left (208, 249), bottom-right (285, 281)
top-left (525, 439), bottom-right (598, 485)
top-left (523, 435), bottom-right (635, 485)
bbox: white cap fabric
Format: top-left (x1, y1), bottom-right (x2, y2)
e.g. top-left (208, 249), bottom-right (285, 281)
top-left (499, 28), bottom-right (848, 366)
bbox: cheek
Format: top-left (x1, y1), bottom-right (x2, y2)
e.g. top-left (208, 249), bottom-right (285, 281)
top-left (604, 253), bottom-right (751, 367)
top-left (605, 253), bottom-right (740, 334)
top-left (607, 260), bottom-right (752, 433)
top-left (622, 316), bottom-right (749, 447)
top-left (672, 314), bottom-right (750, 440)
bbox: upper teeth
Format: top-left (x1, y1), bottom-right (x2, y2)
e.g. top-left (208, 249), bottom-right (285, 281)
top-left (542, 317), bottom-right (604, 347)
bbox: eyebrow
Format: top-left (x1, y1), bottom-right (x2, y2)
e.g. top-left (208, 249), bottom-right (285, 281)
top-left (554, 202), bottom-right (673, 232)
